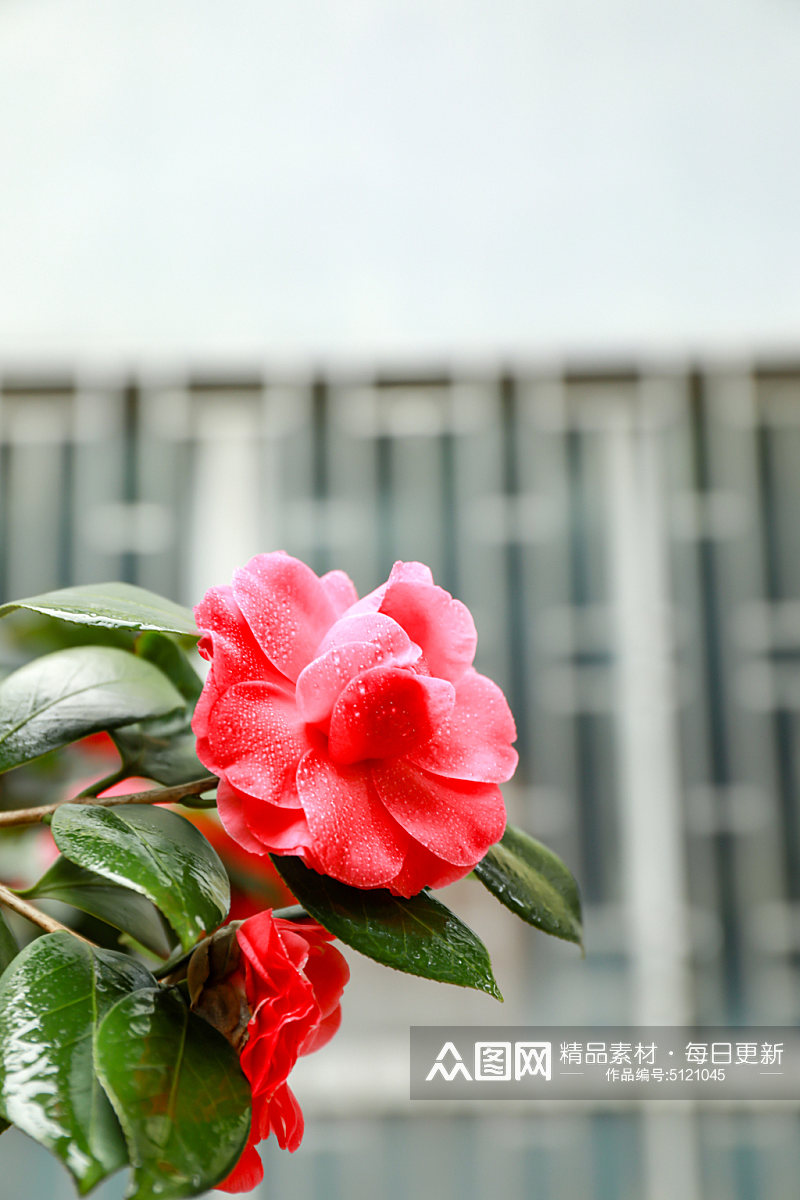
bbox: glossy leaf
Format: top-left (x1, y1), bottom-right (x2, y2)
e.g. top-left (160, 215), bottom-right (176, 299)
top-left (132, 632), bottom-right (203, 703)
top-left (95, 986), bottom-right (251, 1200)
top-left (272, 854), bottom-right (502, 999)
top-left (112, 633), bottom-right (206, 786)
top-left (113, 723), bottom-right (207, 788)
top-left (0, 909), bottom-right (19, 974)
top-left (22, 857), bottom-right (173, 959)
top-left (473, 824), bottom-right (583, 947)
top-left (0, 932), bottom-right (155, 1193)
top-left (0, 646), bottom-right (184, 773)
top-left (52, 803), bottom-right (230, 951)
top-left (0, 582), bottom-right (198, 637)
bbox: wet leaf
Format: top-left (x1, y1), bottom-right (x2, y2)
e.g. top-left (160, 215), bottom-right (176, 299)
top-left (0, 909), bottom-right (19, 974)
top-left (272, 854), bottom-right (502, 999)
top-left (473, 824), bottom-right (583, 947)
top-left (132, 632), bottom-right (203, 704)
top-left (0, 932), bottom-right (154, 1193)
top-left (0, 646), bottom-right (184, 773)
top-left (95, 986), bottom-right (251, 1200)
top-left (22, 857), bottom-right (174, 959)
top-left (113, 723), bottom-right (207, 788)
top-left (51, 803), bottom-right (230, 951)
top-left (0, 582), bottom-right (197, 637)
top-left (112, 633), bottom-right (206, 786)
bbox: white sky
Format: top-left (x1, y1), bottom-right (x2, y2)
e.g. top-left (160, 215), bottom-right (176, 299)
top-left (0, 0), bottom-right (798, 364)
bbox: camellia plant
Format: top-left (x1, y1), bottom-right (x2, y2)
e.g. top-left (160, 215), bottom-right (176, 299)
top-left (0, 555), bottom-right (582, 1198)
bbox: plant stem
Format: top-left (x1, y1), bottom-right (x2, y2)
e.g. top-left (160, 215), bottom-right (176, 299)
top-left (0, 775), bottom-right (218, 828)
top-left (0, 882), bottom-right (95, 944)
top-left (272, 905), bottom-right (311, 922)
top-left (75, 767), bottom-right (130, 799)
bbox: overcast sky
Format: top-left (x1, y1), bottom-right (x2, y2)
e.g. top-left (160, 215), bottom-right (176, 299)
top-left (0, 0), bottom-right (798, 365)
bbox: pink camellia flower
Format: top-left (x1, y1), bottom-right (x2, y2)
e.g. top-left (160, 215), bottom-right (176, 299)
top-left (192, 553), bottom-right (517, 897)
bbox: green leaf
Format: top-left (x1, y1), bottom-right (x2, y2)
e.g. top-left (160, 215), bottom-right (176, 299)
top-left (95, 986), bottom-right (251, 1200)
top-left (0, 646), bottom-right (185, 773)
top-left (0, 909), bottom-right (19, 974)
top-left (112, 628), bottom-right (208, 787)
top-left (0, 582), bottom-right (198, 637)
top-left (52, 804), bottom-right (230, 951)
top-left (0, 932), bottom-right (155, 1193)
top-left (271, 855), bottom-right (502, 1000)
top-left (22, 857), bottom-right (174, 959)
top-left (132, 632), bottom-right (203, 704)
top-left (113, 724), bottom-right (207, 788)
top-left (111, 632), bottom-right (207, 786)
top-left (473, 824), bottom-right (583, 948)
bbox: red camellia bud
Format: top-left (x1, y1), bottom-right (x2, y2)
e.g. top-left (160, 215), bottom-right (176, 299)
top-left (192, 553), bottom-right (517, 896)
top-left (187, 910), bottom-right (349, 1193)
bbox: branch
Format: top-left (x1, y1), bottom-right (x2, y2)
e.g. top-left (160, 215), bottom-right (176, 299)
top-left (0, 882), bottom-right (95, 944)
top-left (0, 775), bottom-right (219, 829)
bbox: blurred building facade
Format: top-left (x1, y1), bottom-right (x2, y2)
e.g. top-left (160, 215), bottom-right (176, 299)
top-left (1, 369), bottom-right (800, 1200)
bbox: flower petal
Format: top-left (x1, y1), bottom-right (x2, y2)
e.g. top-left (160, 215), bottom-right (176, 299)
top-left (378, 578), bottom-right (477, 684)
top-left (190, 663), bottom-right (220, 751)
top-left (215, 780), bottom-right (273, 855)
top-left (266, 1083), bottom-right (304, 1151)
top-left (317, 610), bottom-right (422, 659)
top-left (387, 561), bottom-right (435, 587)
top-left (297, 643), bottom-right (398, 727)
top-left (296, 750), bottom-right (408, 887)
top-left (217, 779), bottom-right (312, 855)
top-left (216, 1142), bottom-right (264, 1193)
top-left (388, 843), bottom-right (473, 897)
top-left (320, 569), bottom-right (359, 615)
top-left (194, 585), bottom-right (285, 691)
top-left (300, 940), bottom-right (350, 1023)
top-left (206, 681), bottom-right (310, 805)
top-left (341, 560), bottom-right (434, 618)
top-left (233, 552), bottom-right (338, 683)
top-left (409, 668), bottom-right (518, 783)
top-left (297, 619), bottom-right (422, 727)
top-left (328, 667), bottom-right (454, 766)
top-left (371, 760), bottom-right (506, 867)
top-left (299, 1003), bottom-right (342, 1056)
